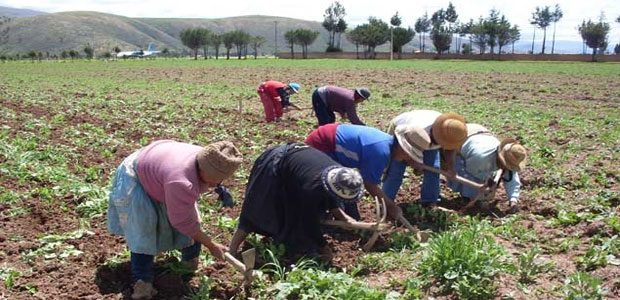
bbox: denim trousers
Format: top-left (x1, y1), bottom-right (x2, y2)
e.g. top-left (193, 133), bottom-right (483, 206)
top-left (312, 90), bottom-right (335, 125)
top-left (382, 149), bottom-right (441, 204)
top-left (130, 242), bottom-right (201, 282)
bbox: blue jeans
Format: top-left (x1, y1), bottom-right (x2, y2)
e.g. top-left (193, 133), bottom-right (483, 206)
top-left (312, 89), bottom-right (335, 125)
top-left (382, 149), bottom-right (441, 204)
top-left (131, 242), bottom-right (201, 282)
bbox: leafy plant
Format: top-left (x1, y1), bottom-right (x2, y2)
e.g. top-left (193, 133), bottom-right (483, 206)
top-left (188, 274), bottom-right (214, 300)
top-left (418, 219), bottom-right (508, 299)
top-left (563, 272), bottom-right (606, 300)
top-left (575, 244), bottom-right (607, 271)
top-left (0, 266), bottom-right (21, 289)
top-left (514, 247), bottom-right (554, 283)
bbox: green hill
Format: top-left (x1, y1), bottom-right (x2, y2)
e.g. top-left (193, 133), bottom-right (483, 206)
top-left (0, 11), bottom-right (346, 55)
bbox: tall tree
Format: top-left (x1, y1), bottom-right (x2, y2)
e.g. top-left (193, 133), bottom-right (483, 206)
top-left (430, 8), bottom-right (452, 54)
top-left (578, 19), bottom-right (610, 61)
top-left (83, 45), bottom-right (94, 59)
top-left (180, 28), bottom-right (206, 60)
top-left (229, 30), bottom-right (251, 59)
top-left (335, 19), bottom-right (347, 49)
top-left (322, 1), bottom-right (346, 51)
top-left (284, 29), bottom-right (297, 59)
top-left (530, 6), bottom-right (553, 54)
top-left (392, 27), bottom-right (414, 59)
top-left (357, 17), bottom-right (389, 58)
top-left (460, 19), bottom-right (475, 54)
top-left (294, 29), bottom-right (320, 59)
top-left (212, 34), bottom-right (222, 59)
top-left (201, 29), bottom-right (213, 59)
top-left (485, 9), bottom-right (501, 54)
top-left (222, 31), bottom-right (235, 60)
top-left (346, 27), bottom-right (363, 58)
top-left (250, 35), bottom-right (266, 59)
top-left (414, 12), bottom-right (431, 52)
top-left (496, 15), bottom-right (518, 56)
top-left (390, 12), bottom-right (401, 60)
top-left (444, 2), bottom-right (459, 53)
top-left (550, 4), bottom-right (563, 54)
top-left (470, 18), bottom-right (488, 54)
top-left (509, 25), bottom-right (521, 54)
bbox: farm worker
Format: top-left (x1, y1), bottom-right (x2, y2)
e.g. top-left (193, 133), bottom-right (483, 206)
top-left (447, 123), bottom-right (527, 212)
top-left (107, 140), bottom-right (243, 300)
top-left (304, 123), bottom-right (426, 221)
top-left (257, 81), bottom-right (301, 122)
top-left (311, 85), bottom-right (370, 126)
top-left (228, 143), bottom-right (363, 262)
top-left (382, 110), bottom-right (467, 207)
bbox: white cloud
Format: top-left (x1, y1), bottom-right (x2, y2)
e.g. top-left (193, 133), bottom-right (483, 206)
top-left (1, 0), bottom-right (619, 42)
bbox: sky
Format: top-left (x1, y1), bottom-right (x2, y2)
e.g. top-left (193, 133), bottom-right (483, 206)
top-left (2, 0), bottom-right (620, 43)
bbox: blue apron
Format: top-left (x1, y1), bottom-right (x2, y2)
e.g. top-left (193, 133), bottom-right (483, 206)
top-left (107, 150), bottom-right (193, 255)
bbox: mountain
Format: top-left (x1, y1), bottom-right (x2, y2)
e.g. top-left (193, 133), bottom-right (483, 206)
top-left (0, 10), bottom-right (343, 55)
top-left (0, 6), bottom-right (45, 18)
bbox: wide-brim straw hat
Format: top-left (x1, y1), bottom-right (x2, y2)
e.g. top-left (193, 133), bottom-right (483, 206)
top-left (394, 124), bottom-right (432, 163)
top-left (497, 138), bottom-right (527, 171)
top-left (321, 166), bottom-right (364, 204)
top-left (196, 141), bottom-right (243, 182)
top-left (431, 112), bottom-right (467, 150)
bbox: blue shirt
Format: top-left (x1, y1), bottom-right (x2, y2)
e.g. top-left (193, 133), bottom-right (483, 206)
top-left (334, 124), bottom-right (394, 184)
top-left (458, 133), bottom-right (521, 201)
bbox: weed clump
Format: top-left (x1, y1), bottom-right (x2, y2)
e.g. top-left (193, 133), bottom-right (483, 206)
top-left (417, 218), bottom-right (508, 299)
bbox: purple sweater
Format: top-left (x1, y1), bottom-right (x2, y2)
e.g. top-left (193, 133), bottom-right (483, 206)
top-left (136, 140), bottom-right (209, 237)
top-left (318, 86), bottom-right (365, 125)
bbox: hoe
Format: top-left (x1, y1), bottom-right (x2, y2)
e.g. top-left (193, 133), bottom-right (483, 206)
top-left (223, 248), bottom-right (256, 286)
top-left (322, 196), bottom-right (429, 251)
top-left (421, 165), bottom-right (501, 212)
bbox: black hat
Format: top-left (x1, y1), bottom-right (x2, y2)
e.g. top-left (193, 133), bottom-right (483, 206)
top-left (355, 87), bottom-right (371, 100)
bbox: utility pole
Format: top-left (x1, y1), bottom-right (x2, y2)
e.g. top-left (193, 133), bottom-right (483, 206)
top-left (274, 21), bottom-right (278, 57)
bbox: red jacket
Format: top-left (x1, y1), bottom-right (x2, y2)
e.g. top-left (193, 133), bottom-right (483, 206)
top-left (262, 81), bottom-right (287, 98)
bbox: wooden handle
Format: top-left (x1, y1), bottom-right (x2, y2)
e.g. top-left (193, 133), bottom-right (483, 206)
top-left (397, 215), bottom-right (418, 233)
top-left (421, 165), bottom-right (484, 189)
top-left (224, 252), bottom-right (246, 273)
top-left (321, 220), bottom-right (390, 231)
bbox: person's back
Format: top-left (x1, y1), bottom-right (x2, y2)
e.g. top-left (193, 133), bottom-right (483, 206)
top-left (334, 124), bottom-right (393, 184)
top-left (136, 140), bottom-right (206, 204)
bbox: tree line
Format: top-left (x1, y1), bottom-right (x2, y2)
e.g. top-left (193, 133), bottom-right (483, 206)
top-left (317, 1), bottom-right (620, 61)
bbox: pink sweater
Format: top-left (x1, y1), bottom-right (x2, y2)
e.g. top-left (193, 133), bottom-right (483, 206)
top-left (136, 140), bottom-right (209, 237)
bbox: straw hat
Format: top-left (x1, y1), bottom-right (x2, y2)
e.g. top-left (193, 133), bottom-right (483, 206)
top-left (497, 138), bottom-right (527, 171)
top-left (431, 112), bottom-right (467, 150)
top-left (394, 124), bottom-right (432, 163)
top-left (196, 141), bottom-right (243, 182)
top-left (466, 123), bottom-right (490, 137)
top-left (321, 166), bottom-right (364, 204)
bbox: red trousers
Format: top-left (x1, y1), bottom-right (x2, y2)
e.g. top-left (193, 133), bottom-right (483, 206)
top-left (257, 84), bottom-right (283, 122)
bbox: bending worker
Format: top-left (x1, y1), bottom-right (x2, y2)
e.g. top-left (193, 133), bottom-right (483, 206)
top-left (107, 140), bottom-right (242, 299)
top-left (229, 143), bottom-right (363, 262)
top-left (383, 110), bottom-right (467, 208)
top-left (311, 85), bottom-right (370, 126)
top-left (257, 80), bottom-right (301, 122)
top-left (447, 123), bottom-right (527, 212)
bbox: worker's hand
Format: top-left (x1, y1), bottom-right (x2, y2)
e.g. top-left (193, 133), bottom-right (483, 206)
top-left (383, 199), bottom-right (403, 220)
top-left (205, 241), bottom-right (227, 261)
top-left (411, 160), bottom-right (424, 172)
top-left (318, 245), bottom-right (333, 263)
top-left (215, 184), bottom-right (234, 208)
